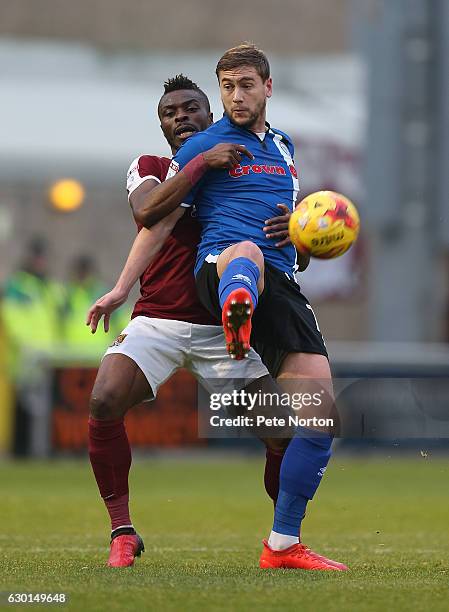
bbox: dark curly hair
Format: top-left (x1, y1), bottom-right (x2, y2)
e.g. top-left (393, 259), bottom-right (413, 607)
top-left (159, 74), bottom-right (210, 112)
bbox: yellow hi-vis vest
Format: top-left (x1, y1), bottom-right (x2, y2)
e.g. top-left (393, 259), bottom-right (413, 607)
top-left (1, 270), bottom-right (65, 352)
top-left (0, 270), bottom-right (66, 378)
top-left (62, 280), bottom-right (131, 358)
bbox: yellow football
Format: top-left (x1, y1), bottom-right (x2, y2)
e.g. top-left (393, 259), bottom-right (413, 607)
top-left (289, 191), bottom-right (360, 259)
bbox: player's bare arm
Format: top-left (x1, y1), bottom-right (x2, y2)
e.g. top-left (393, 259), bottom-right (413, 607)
top-left (133, 143), bottom-right (254, 228)
top-left (86, 207), bottom-right (184, 333)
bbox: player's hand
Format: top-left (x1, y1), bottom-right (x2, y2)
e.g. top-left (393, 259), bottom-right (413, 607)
top-left (86, 288), bottom-right (128, 334)
top-left (263, 203), bottom-right (291, 247)
top-left (203, 143), bottom-right (254, 169)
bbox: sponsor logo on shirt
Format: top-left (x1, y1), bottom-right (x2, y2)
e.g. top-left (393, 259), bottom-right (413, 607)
top-left (289, 164), bottom-right (298, 179)
top-left (229, 164), bottom-right (298, 179)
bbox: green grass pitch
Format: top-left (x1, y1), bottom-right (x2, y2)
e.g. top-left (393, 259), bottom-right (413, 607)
top-left (1, 454), bottom-right (449, 611)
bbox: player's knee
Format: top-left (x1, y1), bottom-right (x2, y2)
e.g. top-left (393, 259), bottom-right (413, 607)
top-left (89, 387), bottom-right (124, 420)
top-left (233, 241), bottom-right (264, 268)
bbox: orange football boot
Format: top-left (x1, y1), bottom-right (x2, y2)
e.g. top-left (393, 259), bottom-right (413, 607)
top-left (108, 533), bottom-right (145, 568)
top-left (259, 539), bottom-right (343, 570)
top-left (302, 545), bottom-right (349, 571)
top-left (222, 288), bottom-right (253, 360)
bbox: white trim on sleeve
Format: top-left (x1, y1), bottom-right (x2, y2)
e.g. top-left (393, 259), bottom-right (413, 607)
top-left (127, 174), bottom-right (161, 198)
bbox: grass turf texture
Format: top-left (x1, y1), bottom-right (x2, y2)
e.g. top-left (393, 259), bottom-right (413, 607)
top-left (1, 455), bottom-right (448, 611)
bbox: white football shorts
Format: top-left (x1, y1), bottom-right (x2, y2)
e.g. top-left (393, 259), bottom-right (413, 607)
top-left (103, 316), bottom-right (269, 399)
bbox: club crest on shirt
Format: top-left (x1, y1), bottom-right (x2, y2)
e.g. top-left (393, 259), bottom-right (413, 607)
top-left (279, 141), bottom-right (291, 157)
top-left (110, 334), bottom-right (127, 347)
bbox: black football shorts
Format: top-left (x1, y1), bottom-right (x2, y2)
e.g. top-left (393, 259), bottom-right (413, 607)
top-left (195, 260), bottom-right (328, 378)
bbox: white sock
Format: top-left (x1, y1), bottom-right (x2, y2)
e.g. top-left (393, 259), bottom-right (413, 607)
top-left (268, 530), bottom-right (299, 551)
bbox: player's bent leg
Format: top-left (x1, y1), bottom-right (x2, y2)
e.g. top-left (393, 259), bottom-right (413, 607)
top-left (217, 241), bottom-right (265, 294)
top-left (217, 242), bottom-right (264, 359)
top-left (88, 354), bottom-right (152, 568)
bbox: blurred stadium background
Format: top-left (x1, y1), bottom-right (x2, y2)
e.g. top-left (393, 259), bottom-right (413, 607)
top-left (2, 1), bottom-right (449, 609)
top-left (1, 0), bottom-right (449, 457)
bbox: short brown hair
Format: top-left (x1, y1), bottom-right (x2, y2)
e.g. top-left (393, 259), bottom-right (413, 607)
top-left (216, 43), bottom-right (270, 82)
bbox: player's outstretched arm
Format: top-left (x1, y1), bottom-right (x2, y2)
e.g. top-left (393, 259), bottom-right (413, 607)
top-left (86, 208), bottom-right (184, 333)
top-left (132, 143), bottom-right (253, 228)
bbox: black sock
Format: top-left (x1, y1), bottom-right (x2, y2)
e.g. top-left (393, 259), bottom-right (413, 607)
top-left (111, 526), bottom-right (136, 541)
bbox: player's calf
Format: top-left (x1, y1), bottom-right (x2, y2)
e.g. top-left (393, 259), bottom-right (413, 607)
top-left (88, 355), bottom-right (151, 564)
top-left (217, 254), bottom-right (261, 359)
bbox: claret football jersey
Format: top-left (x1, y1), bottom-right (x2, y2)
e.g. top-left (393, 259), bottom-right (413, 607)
top-left (126, 155), bottom-right (218, 325)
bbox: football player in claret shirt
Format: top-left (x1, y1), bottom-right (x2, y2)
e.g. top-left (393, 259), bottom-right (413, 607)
top-left (86, 75), bottom-right (295, 568)
top-left (132, 46), bottom-right (348, 571)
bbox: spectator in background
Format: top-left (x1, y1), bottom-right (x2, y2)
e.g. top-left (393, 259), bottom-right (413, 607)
top-left (0, 237), bottom-right (66, 455)
top-left (0, 237), bottom-right (65, 373)
top-left (63, 255), bottom-right (128, 357)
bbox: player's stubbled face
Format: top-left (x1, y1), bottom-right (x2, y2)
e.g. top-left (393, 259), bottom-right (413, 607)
top-left (218, 66), bottom-right (273, 131)
top-left (159, 90), bottom-right (212, 151)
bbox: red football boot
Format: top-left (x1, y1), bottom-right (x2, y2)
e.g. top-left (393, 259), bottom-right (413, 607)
top-left (303, 545), bottom-right (349, 571)
top-left (108, 533), bottom-right (145, 568)
top-left (222, 288), bottom-right (253, 360)
top-left (259, 539), bottom-right (342, 570)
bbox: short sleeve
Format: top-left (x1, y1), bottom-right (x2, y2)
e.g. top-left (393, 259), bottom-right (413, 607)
top-left (126, 155), bottom-right (166, 196)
